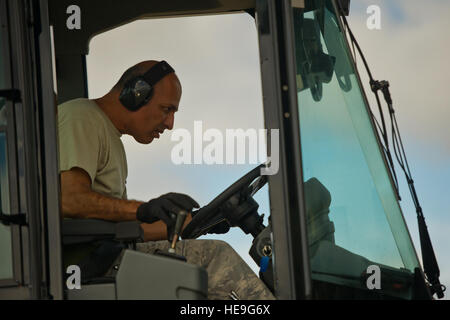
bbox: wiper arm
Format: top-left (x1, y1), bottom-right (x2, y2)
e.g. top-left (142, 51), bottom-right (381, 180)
top-left (418, 211), bottom-right (444, 298)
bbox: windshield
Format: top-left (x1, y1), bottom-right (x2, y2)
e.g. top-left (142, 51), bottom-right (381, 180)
top-left (292, 0), bottom-right (420, 298)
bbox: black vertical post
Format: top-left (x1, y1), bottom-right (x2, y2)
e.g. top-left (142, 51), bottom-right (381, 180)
top-left (256, 0), bottom-right (311, 299)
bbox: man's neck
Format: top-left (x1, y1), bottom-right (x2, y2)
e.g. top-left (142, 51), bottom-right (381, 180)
top-left (94, 93), bottom-right (128, 134)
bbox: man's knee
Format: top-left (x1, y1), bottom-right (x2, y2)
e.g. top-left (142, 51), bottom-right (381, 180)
top-left (183, 239), bottom-right (228, 248)
top-left (182, 239), bottom-right (238, 264)
top-left (187, 239), bottom-right (233, 253)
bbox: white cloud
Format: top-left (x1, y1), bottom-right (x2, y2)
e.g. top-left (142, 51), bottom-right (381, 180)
top-left (347, 0), bottom-right (450, 155)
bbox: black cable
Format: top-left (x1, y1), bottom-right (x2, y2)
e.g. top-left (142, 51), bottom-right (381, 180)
top-left (338, 10), bottom-right (401, 196)
top-left (392, 113), bottom-right (414, 179)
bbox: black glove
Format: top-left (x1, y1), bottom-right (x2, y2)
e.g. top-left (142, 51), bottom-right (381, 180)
top-left (191, 209), bottom-right (231, 235)
top-left (136, 193), bottom-right (200, 230)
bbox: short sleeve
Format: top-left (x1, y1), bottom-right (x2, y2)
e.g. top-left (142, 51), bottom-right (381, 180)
top-left (58, 111), bottom-right (102, 185)
top-left (122, 186), bottom-right (128, 200)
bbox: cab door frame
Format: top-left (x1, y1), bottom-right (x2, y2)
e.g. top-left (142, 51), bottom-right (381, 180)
top-left (35, 0), bottom-right (64, 300)
top-left (256, 0), bottom-right (312, 299)
top-left (0, 0), bottom-right (25, 297)
top-left (0, 0), bottom-right (63, 299)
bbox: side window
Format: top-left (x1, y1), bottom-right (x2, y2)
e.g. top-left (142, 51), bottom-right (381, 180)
top-left (86, 13), bottom-right (268, 273)
top-left (0, 3), bottom-right (14, 280)
top-left (0, 115), bottom-right (13, 281)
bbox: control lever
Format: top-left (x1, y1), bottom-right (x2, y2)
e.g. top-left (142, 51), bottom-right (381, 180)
top-left (154, 210), bottom-right (188, 262)
top-left (169, 210), bottom-right (188, 253)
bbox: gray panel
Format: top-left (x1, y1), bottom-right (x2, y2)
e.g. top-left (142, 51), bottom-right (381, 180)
top-left (67, 283), bottom-right (116, 300)
top-left (116, 250), bottom-right (207, 300)
top-left (0, 285), bottom-right (30, 299)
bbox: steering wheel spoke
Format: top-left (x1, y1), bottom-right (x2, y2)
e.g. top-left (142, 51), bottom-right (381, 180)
top-left (181, 165), bottom-right (268, 239)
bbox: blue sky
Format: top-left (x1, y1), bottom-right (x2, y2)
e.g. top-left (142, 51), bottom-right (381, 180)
top-left (85, 1), bottom-right (449, 299)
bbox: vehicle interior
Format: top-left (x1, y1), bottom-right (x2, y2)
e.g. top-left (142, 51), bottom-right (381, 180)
top-left (0, 0), bottom-right (436, 300)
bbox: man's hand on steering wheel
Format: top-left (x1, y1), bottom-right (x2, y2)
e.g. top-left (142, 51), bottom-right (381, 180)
top-left (136, 192), bottom-right (200, 239)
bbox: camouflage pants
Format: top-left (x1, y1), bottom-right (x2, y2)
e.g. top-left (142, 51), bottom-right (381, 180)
top-left (113, 239), bottom-right (275, 300)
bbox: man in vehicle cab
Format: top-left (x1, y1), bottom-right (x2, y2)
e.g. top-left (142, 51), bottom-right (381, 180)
top-left (58, 60), bottom-right (274, 300)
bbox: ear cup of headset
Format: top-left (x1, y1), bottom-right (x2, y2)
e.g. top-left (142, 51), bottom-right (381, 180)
top-left (119, 77), bottom-right (154, 112)
top-left (119, 61), bottom-right (175, 111)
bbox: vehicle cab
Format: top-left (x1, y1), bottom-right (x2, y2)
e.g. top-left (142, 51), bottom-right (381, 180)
top-left (0, 0), bottom-right (438, 300)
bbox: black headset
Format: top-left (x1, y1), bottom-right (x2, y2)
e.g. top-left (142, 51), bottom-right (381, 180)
top-left (119, 61), bottom-right (175, 112)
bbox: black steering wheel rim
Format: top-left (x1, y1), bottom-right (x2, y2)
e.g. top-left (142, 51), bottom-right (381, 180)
top-left (182, 164), bottom-right (267, 239)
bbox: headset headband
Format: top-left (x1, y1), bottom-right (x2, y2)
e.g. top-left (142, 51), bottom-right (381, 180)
top-left (141, 61), bottom-right (175, 87)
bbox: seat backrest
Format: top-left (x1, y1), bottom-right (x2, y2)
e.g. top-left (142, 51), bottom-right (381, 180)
top-left (303, 178), bottom-right (335, 251)
top-left (62, 219), bottom-right (144, 284)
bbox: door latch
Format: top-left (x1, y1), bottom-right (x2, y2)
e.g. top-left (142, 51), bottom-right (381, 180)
top-left (0, 89), bottom-right (21, 103)
top-left (0, 212), bottom-right (27, 226)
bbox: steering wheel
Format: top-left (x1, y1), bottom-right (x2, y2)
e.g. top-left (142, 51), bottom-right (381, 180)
top-left (181, 164), bottom-right (268, 239)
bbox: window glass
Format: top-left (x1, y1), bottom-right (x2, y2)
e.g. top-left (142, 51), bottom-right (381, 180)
top-left (86, 13), bottom-right (267, 274)
top-left (292, 1), bottom-right (419, 298)
top-left (0, 16), bottom-right (14, 280)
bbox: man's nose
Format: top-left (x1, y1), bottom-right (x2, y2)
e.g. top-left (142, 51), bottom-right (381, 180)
top-left (163, 112), bottom-right (175, 130)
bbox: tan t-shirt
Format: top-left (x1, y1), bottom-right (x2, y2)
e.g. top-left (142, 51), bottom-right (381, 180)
top-left (58, 98), bottom-right (128, 199)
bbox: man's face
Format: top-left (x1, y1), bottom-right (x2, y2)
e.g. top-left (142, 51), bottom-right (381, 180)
top-left (127, 74), bottom-right (181, 144)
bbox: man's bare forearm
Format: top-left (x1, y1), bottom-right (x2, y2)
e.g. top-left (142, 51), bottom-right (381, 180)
top-left (62, 191), bottom-right (193, 241)
top-left (62, 189), bottom-right (142, 221)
